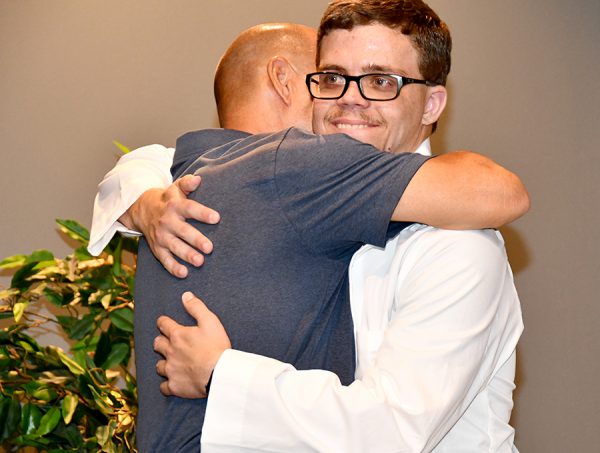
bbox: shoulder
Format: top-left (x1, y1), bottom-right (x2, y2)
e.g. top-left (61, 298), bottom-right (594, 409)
top-left (399, 225), bottom-right (508, 271)
top-left (276, 128), bottom-right (427, 172)
top-left (277, 128), bottom-right (375, 156)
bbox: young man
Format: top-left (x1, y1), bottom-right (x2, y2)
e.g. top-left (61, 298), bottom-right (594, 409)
top-left (91, 2), bottom-right (527, 451)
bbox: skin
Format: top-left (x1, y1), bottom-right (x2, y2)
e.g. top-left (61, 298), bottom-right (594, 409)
top-left (312, 24), bottom-right (447, 153)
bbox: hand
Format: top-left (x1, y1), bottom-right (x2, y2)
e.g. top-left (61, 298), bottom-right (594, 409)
top-left (122, 175), bottom-right (220, 278)
top-left (154, 291), bottom-right (231, 398)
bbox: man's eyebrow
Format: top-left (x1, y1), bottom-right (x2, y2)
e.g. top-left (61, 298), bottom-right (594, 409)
top-left (317, 64), bottom-right (347, 73)
top-left (317, 63), bottom-right (406, 75)
top-left (364, 63), bottom-right (404, 74)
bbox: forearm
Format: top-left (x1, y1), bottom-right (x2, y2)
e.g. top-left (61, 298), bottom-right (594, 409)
top-left (88, 144), bottom-right (174, 255)
top-left (392, 151), bottom-right (530, 229)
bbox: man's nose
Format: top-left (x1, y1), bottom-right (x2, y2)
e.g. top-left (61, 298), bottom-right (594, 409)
top-left (337, 80), bottom-right (369, 107)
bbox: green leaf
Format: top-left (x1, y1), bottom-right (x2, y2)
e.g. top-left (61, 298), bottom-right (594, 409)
top-left (31, 386), bottom-right (58, 402)
top-left (54, 422), bottom-right (84, 448)
top-left (0, 397), bottom-right (21, 442)
top-left (0, 254), bottom-right (27, 269)
top-left (31, 260), bottom-right (58, 271)
top-left (13, 301), bottom-right (28, 322)
top-left (69, 313), bottom-right (96, 340)
top-left (112, 140), bottom-right (131, 154)
top-left (21, 403), bottom-right (42, 435)
top-left (10, 262), bottom-right (37, 291)
top-left (112, 236), bottom-right (123, 277)
top-left (61, 394), bottom-right (78, 425)
top-left (54, 347), bottom-right (85, 376)
top-left (94, 331), bottom-right (111, 368)
top-left (74, 245), bottom-right (93, 261)
top-left (17, 339), bottom-right (35, 353)
top-left (25, 249), bottom-right (55, 264)
top-left (72, 335), bottom-right (99, 354)
top-left (56, 219), bottom-right (90, 244)
top-left (101, 343), bottom-right (130, 370)
top-left (36, 406), bottom-right (61, 436)
top-left (109, 308), bottom-right (134, 332)
top-left (44, 288), bottom-right (64, 306)
top-left (18, 433), bottom-right (50, 447)
top-left (88, 384), bottom-right (113, 414)
top-left (55, 315), bottom-right (76, 335)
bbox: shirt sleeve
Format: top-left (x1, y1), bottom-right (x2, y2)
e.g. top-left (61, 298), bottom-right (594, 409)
top-left (274, 129), bottom-right (429, 255)
top-left (87, 144), bottom-right (174, 255)
top-left (201, 228), bottom-right (523, 452)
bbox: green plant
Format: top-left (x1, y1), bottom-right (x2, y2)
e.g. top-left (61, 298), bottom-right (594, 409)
top-left (0, 219), bottom-right (138, 452)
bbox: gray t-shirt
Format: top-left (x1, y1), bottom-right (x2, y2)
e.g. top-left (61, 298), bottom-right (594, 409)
top-left (134, 127), bottom-right (429, 452)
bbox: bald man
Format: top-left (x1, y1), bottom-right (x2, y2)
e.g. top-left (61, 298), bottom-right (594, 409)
top-left (91, 21), bottom-right (527, 453)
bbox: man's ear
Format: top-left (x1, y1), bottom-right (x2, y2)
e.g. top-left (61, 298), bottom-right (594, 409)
top-left (267, 56), bottom-right (294, 106)
top-left (422, 85), bottom-right (447, 126)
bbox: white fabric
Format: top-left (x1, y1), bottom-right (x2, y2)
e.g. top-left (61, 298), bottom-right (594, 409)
top-left (88, 138), bottom-right (523, 451)
top-left (88, 144), bottom-right (174, 255)
top-left (202, 225), bottom-right (522, 453)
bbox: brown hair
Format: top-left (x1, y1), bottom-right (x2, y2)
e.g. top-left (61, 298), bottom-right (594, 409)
top-left (317, 0), bottom-right (451, 86)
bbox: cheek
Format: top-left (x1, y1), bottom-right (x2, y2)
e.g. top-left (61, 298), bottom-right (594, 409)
top-left (311, 103), bottom-right (327, 132)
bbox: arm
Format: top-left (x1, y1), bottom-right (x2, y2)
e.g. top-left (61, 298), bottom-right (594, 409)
top-left (88, 144), bottom-right (175, 255)
top-left (392, 151), bottom-right (530, 229)
top-left (154, 229), bottom-right (523, 452)
top-left (88, 144), bottom-right (220, 277)
top-left (392, 151), bottom-right (529, 229)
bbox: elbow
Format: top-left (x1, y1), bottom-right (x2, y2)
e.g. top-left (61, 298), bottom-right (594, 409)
top-left (496, 172), bottom-right (530, 227)
top-left (509, 173), bottom-right (531, 221)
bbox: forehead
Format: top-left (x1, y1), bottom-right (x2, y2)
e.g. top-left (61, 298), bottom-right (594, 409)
top-left (318, 23), bottom-right (421, 76)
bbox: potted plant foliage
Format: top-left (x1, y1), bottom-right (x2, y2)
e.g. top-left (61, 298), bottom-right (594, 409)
top-left (0, 219), bottom-right (138, 452)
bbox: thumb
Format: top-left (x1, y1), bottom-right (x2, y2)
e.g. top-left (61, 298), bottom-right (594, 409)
top-left (181, 291), bottom-right (211, 325)
top-left (176, 175), bottom-right (202, 195)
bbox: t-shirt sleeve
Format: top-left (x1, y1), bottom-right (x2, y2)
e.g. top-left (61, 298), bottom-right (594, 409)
top-left (274, 128), bottom-right (429, 256)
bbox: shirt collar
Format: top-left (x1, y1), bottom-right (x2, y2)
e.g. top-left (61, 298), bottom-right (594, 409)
top-left (415, 138), bottom-right (432, 157)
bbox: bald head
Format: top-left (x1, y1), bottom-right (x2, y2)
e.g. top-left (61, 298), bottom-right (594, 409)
top-left (214, 23), bottom-right (317, 133)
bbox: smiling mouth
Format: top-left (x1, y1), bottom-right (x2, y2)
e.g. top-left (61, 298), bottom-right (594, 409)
top-left (334, 123), bottom-right (372, 130)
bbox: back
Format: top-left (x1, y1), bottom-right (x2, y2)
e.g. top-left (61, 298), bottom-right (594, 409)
top-left (134, 127), bottom-right (428, 452)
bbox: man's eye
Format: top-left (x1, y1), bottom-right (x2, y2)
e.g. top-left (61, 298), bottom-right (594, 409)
top-left (323, 74), bottom-right (344, 84)
top-left (372, 76), bottom-right (393, 88)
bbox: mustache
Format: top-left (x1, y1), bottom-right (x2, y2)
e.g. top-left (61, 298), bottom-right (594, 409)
top-left (324, 108), bottom-right (383, 126)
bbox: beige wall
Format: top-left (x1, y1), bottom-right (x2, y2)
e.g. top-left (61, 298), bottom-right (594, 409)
top-left (1, 1), bottom-right (599, 451)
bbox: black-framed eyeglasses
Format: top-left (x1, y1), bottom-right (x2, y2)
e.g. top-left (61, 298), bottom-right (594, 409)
top-left (305, 72), bottom-right (436, 101)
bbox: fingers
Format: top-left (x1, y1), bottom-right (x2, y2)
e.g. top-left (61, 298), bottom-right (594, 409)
top-left (152, 245), bottom-right (191, 278)
top-left (174, 176), bottom-right (221, 224)
top-left (156, 315), bottom-right (179, 338)
top-left (164, 217), bottom-right (213, 255)
top-left (154, 334), bottom-right (168, 358)
top-left (181, 291), bottom-right (210, 325)
top-left (160, 380), bottom-right (173, 396)
top-left (151, 232), bottom-right (205, 271)
top-left (156, 358), bottom-right (167, 376)
top-left (181, 198), bottom-right (220, 226)
top-left (176, 174), bottom-right (202, 195)
top-left (157, 360), bottom-right (174, 395)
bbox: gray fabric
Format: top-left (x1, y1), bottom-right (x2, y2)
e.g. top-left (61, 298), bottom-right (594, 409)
top-left (134, 127), bottom-right (429, 452)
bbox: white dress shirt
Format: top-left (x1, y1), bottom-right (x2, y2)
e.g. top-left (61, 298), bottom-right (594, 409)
top-left (89, 139), bottom-right (523, 452)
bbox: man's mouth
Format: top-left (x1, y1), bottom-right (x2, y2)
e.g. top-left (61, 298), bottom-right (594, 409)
top-left (334, 123), bottom-right (371, 130)
top-left (329, 117), bottom-right (380, 130)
